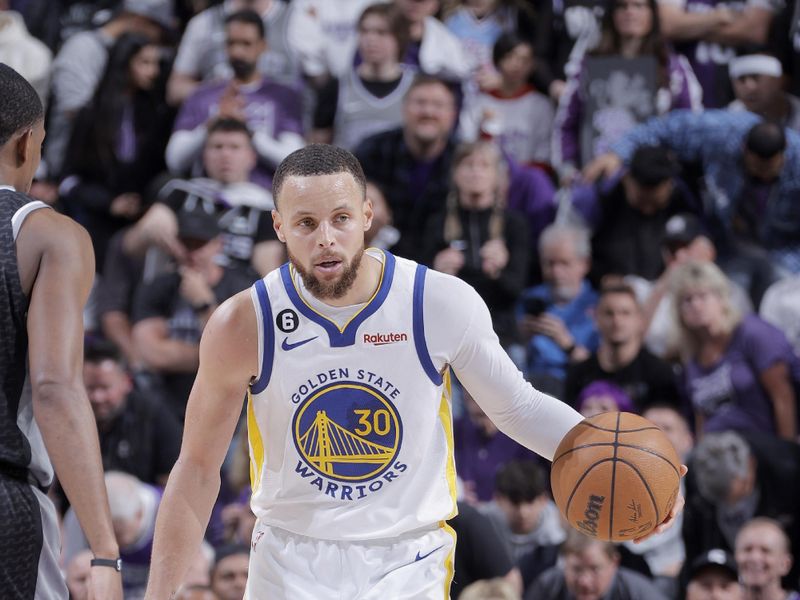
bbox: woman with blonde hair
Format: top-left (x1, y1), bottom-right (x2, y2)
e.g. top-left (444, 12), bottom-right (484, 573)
top-left (671, 260), bottom-right (800, 440)
top-left (425, 141), bottom-right (530, 347)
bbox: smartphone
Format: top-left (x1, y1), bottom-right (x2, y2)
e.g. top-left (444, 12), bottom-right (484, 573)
top-left (523, 296), bottom-right (548, 316)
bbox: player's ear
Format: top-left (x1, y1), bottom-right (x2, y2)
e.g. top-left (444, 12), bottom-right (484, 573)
top-left (362, 196), bottom-right (373, 231)
top-left (272, 209), bottom-right (286, 243)
top-left (14, 128), bottom-right (33, 168)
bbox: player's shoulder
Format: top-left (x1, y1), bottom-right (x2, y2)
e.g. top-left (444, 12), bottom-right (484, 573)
top-left (414, 263), bottom-right (485, 317)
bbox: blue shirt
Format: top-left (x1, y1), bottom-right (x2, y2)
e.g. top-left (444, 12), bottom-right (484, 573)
top-left (519, 281), bottom-right (599, 379)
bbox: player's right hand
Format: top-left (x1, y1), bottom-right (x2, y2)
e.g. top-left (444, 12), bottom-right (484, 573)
top-left (87, 566), bottom-right (123, 600)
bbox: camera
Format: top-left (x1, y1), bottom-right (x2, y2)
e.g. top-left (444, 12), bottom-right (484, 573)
top-left (523, 297), bottom-right (548, 316)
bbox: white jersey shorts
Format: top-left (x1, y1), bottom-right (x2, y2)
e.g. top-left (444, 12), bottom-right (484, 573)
top-left (245, 520), bottom-right (457, 600)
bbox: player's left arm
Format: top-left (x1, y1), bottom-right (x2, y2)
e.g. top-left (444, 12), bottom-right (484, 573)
top-left (426, 273), bottom-right (582, 460)
top-left (427, 273), bottom-right (688, 534)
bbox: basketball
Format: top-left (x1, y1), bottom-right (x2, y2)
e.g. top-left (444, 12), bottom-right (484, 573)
top-left (551, 412), bottom-right (681, 542)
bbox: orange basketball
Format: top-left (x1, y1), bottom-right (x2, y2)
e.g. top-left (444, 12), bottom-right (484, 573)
top-left (551, 412), bottom-right (681, 542)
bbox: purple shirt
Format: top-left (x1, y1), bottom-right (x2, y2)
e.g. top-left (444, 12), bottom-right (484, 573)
top-left (684, 314), bottom-right (800, 435)
top-left (173, 77), bottom-right (303, 187)
top-left (454, 416), bottom-right (537, 502)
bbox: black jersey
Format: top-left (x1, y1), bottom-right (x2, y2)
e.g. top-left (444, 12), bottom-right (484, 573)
top-left (0, 187), bottom-right (53, 487)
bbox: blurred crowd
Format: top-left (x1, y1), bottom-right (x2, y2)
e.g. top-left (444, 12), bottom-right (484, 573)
top-left (4, 0), bottom-right (800, 598)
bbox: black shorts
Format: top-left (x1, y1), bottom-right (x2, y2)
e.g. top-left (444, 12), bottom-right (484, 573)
top-left (0, 476), bottom-right (67, 599)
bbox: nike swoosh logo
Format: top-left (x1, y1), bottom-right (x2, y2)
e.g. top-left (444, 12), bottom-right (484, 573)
top-left (415, 545), bottom-right (444, 562)
top-left (281, 336), bottom-right (318, 351)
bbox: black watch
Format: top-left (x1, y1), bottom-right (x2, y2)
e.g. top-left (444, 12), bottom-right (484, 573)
top-left (90, 557), bottom-right (122, 572)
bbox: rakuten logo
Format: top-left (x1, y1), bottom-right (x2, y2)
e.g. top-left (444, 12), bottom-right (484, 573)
top-left (363, 332), bottom-right (408, 346)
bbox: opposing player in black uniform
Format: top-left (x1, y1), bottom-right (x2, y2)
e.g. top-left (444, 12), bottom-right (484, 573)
top-left (0, 64), bottom-right (122, 599)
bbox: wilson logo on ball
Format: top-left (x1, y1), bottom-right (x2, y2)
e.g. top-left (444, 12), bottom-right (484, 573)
top-left (577, 494), bottom-right (605, 537)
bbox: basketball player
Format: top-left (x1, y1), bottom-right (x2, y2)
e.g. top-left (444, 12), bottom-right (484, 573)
top-left (144, 144), bottom-right (685, 599)
top-left (0, 64), bottom-right (122, 598)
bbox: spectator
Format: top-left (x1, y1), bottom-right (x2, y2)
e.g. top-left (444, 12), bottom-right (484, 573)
top-left (685, 548), bottom-right (743, 600)
top-left (631, 213), bottom-right (776, 359)
top-left (180, 542), bottom-right (216, 590)
top-left (166, 9), bottom-right (304, 190)
top-left (46, 0), bottom-right (172, 180)
top-left (458, 32), bottom-right (555, 167)
top-left (286, 0), bottom-right (379, 81)
top-left (450, 501), bottom-right (521, 599)
top-left (0, 5), bottom-right (52, 102)
top-left (532, 0), bottom-right (605, 102)
top-left (454, 390), bottom-right (537, 504)
top-left (426, 141), bottom-right (530, 345)
top-left (60, 32), bottom-right (171, 270)
top-left (760, 276), bottom-right (800, 357)
top-left (393, 0), bottom-right (471, 81)
top-left (459, 576), bottom-right (521, 600)
top-left (525, 529), bottom-right (669, 600)
top-left (364, 181), bottom-right (400, 250)
top-left (210, 545), bottom-right (249, 600)
top-left (670, 260), bottom-right (799, 440)
top-left (564, 281), bottom-right (678, 411)
top-left (683, 431), bottom-right (800, 585)
top-left (658, 0), bottom-right (779, 107)
top-left (518, 223), bottom-right (598, 397)
top-left (63, 472), bottom-right (163, 600)
top-left (553, 0), bottom-right (702, 176)
top-left (311, 3), bottom-right (416, 150)
top-left (175, 586), bottom-right (219, 600)
top-left (735, 517), bottom-right (800, 600)
top-left (728, 52), bottom-right (800, 133)
top-left (83, 339), bottom-right (181, 486)
top-left (131, 202), bottom-right (253, 419)
top-left (576, 380), bottom-right (635, 417)
top-left (443, 0), bottom-right (536, 90)
top-left (129, 118), bottom-right (282, 278)
top-left (483, 460), bottom-right (566, 589)
top-left (355, 74), bottom-right (458, 262)
top-left (569, 145), bottom-right (699, 283)
top-left (623, 403), bottom-right (693, 595)
top-left (167, 0), bottom-right (303, 105)
top-left (643, 402), bottom-right (694, 462)
top-left (586, 111), bottom-right (800, 274)
top-left (65, 549), bottom-right (94, 600)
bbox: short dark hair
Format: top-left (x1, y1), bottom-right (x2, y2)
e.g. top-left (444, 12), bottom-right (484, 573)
top-left (0, 63), bottom-right (44, 147)
top-left (84, 338), bottom-right (125, 367)
top-left (225, 9), bottom-right (265, 39)
top-left (272, 144), bottom-right (367, 209)
top-left (629, 145), bottom-right (679, 187)
top-left (212, 543), bottom-right (250, 570)
top-left (597, 280), bottom-right (639, 307)
top-left (745, 121), bottom-right (786, 159)
top-left (404, 73), bottom-right (455, 103)
top-left (207, 117), bottom-right (252, 139)
top-left (492, 32), bottom-right (533, 69)
top-left (494, 460), bottom-right (547, 503)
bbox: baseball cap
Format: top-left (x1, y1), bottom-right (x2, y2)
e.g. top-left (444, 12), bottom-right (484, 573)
top-left (689, 548), bottom-right (738, 581)
top-left (177, 204), bottom-right (220, 243)
top-left (122, 0), bottom-right (175, 30)
top-left (629, 145), bottom-right (679, 187)
top-left (662, 213), bottom-right (706, 250)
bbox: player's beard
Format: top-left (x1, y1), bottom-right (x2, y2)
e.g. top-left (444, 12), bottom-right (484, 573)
top-left (289, 247), bottom-right (364, 300)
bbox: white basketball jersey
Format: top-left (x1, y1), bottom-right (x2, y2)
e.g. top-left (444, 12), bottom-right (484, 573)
top-left (246, 250), bottom-right (457, 541)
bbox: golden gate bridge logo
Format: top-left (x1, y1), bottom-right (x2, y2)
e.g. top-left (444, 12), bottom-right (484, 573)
top-left (292, 383), bottom-right (402, 482)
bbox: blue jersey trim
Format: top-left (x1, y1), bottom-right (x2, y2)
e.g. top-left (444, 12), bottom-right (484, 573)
top-left (413, 265), bottom-right (443, 385)
top-left (250, 279), bottom-right (274, 394)
top-left (279, 250), bottom-right (397, 347)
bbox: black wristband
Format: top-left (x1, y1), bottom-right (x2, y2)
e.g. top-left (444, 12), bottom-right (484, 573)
top-left (90, 557), bottom-right (122, 572)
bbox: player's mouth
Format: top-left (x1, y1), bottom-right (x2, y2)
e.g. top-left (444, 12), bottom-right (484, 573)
top-left (315, 257), bottom-right (343, 274)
